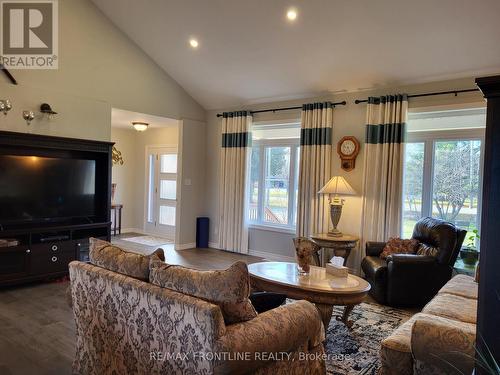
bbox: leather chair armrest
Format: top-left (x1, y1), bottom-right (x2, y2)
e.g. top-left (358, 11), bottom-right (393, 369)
top-left (214, 300), bottom-right (324, 374)
top-left (366, 241), bottom-right (386, 256)
top-left (411, 315), bottom-right (476, 374)
top-left (386, 254), bottom-right (436, 265)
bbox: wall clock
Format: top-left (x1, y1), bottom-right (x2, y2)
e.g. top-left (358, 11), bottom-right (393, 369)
top-left (337, 136), bottom-right (360, 171)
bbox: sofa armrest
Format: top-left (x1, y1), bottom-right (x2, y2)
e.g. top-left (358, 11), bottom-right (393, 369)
top-left (214, 300), bottom-right (324, 374)
top-left (366, 241), bottom-right (386, 256)
top-left (411, 315), bottom-right (476, 374)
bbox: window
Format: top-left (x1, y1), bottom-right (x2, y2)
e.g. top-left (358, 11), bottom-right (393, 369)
top-left (402, 108), bottom-right (485, 241)
top-left (248, 123), bottom-right (300, 230)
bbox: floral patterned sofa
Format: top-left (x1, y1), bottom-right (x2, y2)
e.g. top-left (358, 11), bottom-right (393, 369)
top-left (379, 274), bottom-right (477, 375)
top-left (68, 245), bottom-right (326, 375)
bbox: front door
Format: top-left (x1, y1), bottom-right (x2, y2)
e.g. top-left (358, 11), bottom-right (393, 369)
top-left (145, 147), bottom-right (178, 240)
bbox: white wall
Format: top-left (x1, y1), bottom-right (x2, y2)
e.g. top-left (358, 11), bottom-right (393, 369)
top-left (0, 0), bottom-right (205, 142)
top-left (176, 119), bottom-right (207, 247)
top-left (110, 128), bottom-right (137, 229)
top-left (205, 77), bottom-right (485, 268)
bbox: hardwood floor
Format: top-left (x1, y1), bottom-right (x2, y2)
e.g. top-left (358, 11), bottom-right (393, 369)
top-left (0, 235), bottom-right (263, 375)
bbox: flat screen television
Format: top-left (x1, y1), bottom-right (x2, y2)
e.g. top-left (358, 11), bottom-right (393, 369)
top-left (0, 155), bottom-right (96, 225)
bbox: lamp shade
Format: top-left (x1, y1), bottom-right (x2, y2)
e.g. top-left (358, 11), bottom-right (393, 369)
top-left (318, 176), bottom-right (357, 196)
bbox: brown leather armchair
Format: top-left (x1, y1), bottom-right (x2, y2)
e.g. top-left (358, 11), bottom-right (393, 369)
top-left (361, 217), bottom-right (467, 307)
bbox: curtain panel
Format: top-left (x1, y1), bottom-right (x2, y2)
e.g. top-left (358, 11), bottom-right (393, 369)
top-left (296, 102), bottom-right (334, 237)
top-left (360, 94), bottom-right (408, 254)
top-left (218, 111), bottom-right (252, 253)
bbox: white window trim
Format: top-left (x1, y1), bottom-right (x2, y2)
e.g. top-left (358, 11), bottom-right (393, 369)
top-left (405, 127), bottom-right (485, 237)
top-left (249, 137), bottom-right (299, 232)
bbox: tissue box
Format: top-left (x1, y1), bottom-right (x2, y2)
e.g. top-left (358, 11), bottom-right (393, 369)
top-left (326, 263), bottom-right (348, 277)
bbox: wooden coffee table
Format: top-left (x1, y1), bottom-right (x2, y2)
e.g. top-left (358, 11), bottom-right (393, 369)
top-left (248, 262), bottom-right (371, 329)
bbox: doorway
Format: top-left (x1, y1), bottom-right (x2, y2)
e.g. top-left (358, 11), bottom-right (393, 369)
top-left (145, 146), bottom-right (178, 240)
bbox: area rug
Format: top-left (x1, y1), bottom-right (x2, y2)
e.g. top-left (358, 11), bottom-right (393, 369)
top-left (121, 235), bottom-right (173, 247)
top-left (323, 302), bottom-right (413, 375)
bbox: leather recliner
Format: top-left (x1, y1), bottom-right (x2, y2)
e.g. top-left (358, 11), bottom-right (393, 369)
top-left (361, 217), bottom-right (467, 307)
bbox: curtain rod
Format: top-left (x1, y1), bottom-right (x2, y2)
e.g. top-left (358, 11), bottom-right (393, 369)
top-left (354, 88), bottom-right (479, 104)
top-left (0, 64), bottom-right (17, 85)
top-left (216, 101), bottom-right (347, 117)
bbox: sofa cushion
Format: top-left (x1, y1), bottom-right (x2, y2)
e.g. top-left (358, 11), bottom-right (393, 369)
top-left (149, 258), bottom-right (257, 324)
top-left (380, 238), bottom-right (420, 259)
top-left (422, 293), bottom-right (477, 324)
top-left (411, 314), bottom-right (476, 375)
top-left (438, 274), bottom-right (478, 300)
top-left (89, 237), bottom-right (164, 281)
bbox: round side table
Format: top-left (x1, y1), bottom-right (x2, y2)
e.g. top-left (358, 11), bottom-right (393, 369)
top-left (310, 233), bottom-right (359, 266)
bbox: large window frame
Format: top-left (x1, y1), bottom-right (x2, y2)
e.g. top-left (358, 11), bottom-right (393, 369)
top-left (249, 137), bottom-right (300, 233)
top-left (403, 128), bottom-right (485, 239)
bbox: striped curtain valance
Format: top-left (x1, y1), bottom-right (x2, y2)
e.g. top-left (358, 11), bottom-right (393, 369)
top-left (222, 132), bottom-right (251, 148)
top-left (365, 123), bottom-right (407, 144)
top-left (221, 111), bottom-right (252, 148)
top-left (365, 94), bottom-right (408, 145)
top-left (367, 94), bottom-right (408, 105)
top-left (300, 127), bottom-right (332, 145)
top-left (302, 102), bottom-right (335, 111)
top-left (221, 110), bottom-right (252, 118)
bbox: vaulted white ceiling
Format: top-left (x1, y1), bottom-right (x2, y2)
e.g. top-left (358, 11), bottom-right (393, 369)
top-left (92, 0), bottom-right (500, 110)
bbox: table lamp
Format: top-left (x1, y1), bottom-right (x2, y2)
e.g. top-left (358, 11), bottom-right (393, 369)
top-left (318, 176), bottom-right (357, 237)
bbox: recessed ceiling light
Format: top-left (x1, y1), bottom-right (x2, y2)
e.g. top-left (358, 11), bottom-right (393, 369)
top-left (189, 38), bottom-right (199, 48)
top-left (286, 8), bottom-right (298, 21)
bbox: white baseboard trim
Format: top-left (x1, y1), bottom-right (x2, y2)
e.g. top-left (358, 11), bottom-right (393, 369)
top-left (248, 249), bottom-right (295, 262)
top-left (175, 242), bottom-right (196, 251)
top-left (208, 241), bottom-right (220, 249)
top-left (120, 228), bottom-right (145, 234)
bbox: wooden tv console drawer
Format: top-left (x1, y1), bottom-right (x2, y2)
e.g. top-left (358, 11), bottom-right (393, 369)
top-left (29, 241), bottom-right (77, 275)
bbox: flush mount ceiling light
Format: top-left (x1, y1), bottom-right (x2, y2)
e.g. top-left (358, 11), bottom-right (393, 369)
top-left (189, 38), bottom-right (199, 48)
top-left (132, 121), bottom-right (149, 132)
top-left (286, 8), bottom-right (298, 21)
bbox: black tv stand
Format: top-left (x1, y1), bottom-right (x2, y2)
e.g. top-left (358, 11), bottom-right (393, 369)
top-left (0, 131), bottom-right (113, 287)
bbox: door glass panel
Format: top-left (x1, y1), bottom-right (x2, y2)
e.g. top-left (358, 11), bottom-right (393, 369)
top-left (264, 147), bottom-right (290, 225)
top-left (402, 142), bottom-right (425, 238)
top-left (160, 154), bottom-right (177, 173)
top-left (147, 154), bottom-right (155, 223)
top-left (160, 180), bottom-right (176, 200)
top-left (159, 206), bottom-right (176, 226)
top-left (432, 140), bottom-right (482, 233)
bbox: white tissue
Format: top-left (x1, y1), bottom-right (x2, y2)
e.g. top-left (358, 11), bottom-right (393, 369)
top-left (329, 256), bottom-right (344, 267)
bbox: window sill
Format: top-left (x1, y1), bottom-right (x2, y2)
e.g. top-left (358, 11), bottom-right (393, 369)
top-left (249, 223), bottom-right (296, 235)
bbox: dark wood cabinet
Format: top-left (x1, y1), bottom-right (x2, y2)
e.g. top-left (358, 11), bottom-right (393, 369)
top-left (0, 245), bottom-right (30, 281)
top-left (0, 131), bottom-right (113, 286)
top-left (0, 223), bottom-right (110, 286)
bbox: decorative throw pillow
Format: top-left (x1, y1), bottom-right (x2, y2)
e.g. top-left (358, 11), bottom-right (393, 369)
top-left (149, 258), bottom-right (257, 324)
top-left (380, 237), bottom-right (420, 259)
top-left (89, 237), bottom-right (165, 281)
top-left (416, 243), bottom-right (439, 257)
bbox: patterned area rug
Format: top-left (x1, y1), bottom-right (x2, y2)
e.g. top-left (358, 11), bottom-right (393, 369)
top-left (324, 302), bottom-right (413, 375)
top-left (121, 235), bottom-right (173, 247)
